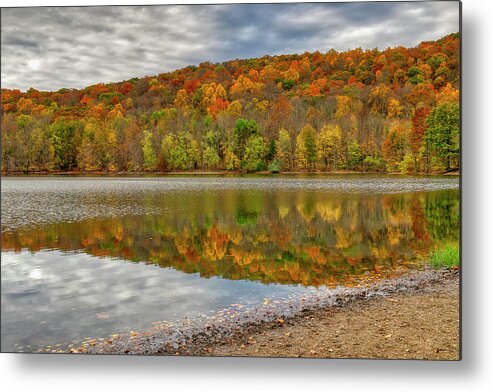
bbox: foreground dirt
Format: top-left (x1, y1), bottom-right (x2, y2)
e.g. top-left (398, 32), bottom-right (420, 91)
top-left (204, 276), bottom-right (459, 360)
top-left (68, 270), bottom-right (459, 359)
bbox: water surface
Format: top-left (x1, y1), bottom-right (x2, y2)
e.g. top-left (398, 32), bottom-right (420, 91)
top-left (1, 175), bottom-right (459, 352)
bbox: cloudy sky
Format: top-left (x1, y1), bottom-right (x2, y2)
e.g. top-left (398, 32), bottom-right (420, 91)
top-left (1, 1), bottom-right (460, 92)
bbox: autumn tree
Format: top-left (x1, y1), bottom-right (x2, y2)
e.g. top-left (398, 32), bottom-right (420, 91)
top-left (410, 107), bottom-right (431, 172)
top-left (295, 124), bottom-right (317, 171)
top-left (78, 120), bottom-right (99, 171)
top-left (387, 98), bottom-right (402, 119)
top-left (142, 130), bottom-right (158, 170)
top-left (1, 114), bottom-right (18, 172)
top-left (267, 96), bottom-right (292, 137)
top-left (436, 83), bottom-right (459, 104)
top-left (0, 33), bottom-right (459, 175)
top-left (369, 84), bottom-right (391, 115)
top-left (223, 142), bottom-right (241, 171)
top-left (275, 128), bottom-right (293, 171)
top-left (383, 122), bottom-right (408, 172)
top-left (316, 124), bottom-right (342, 171)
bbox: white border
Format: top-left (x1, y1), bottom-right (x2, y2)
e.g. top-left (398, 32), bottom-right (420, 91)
top-left (1, 1), bottom-right (492, 391)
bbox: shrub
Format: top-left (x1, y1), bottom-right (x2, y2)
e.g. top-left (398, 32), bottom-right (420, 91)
top-left (268, 160), bottom-right (282, 173)
top-left (362, 155), bottom-right (386, 172)
top-left (398, 153), bottom-right (415, 174)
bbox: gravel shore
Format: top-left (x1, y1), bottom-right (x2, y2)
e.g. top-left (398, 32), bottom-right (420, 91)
top-left (205, 272), bottom-right (459, 360)
top-left (68, 268), bottom-right (459, 360)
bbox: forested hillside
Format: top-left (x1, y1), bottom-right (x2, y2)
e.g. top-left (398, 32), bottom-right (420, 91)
top-left (1, 33), bottom-right (460, 174)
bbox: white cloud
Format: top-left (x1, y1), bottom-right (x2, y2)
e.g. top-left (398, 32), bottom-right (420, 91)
top-left (0, 2), bottom-right (460, 92)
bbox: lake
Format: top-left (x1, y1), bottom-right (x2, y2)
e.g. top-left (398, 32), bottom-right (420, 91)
top-left (0, 175), bottom-right (459, 352)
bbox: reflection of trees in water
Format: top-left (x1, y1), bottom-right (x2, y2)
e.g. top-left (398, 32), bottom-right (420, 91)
top-left (2, 190), bottom-right (459, 287)
top-left (424, 190), bottom-right (460, 241)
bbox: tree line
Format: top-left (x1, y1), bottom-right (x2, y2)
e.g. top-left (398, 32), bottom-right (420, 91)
top-left (1, 33), bottom-right (460, 174)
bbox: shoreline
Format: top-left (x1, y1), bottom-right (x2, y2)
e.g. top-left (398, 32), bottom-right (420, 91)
top-left (62, 268), bottom-right (459, 359)
top-left (1, 170), bottom-right (460, 177)
top-left (207, 274), bottom-right (459, 360)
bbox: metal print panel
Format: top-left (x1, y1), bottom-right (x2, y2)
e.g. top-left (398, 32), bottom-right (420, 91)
top-left (0, 1), bottom-right (461, 359)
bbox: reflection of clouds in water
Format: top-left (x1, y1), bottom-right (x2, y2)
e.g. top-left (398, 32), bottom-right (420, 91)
top-left (1, 186), bottom-right (460, 289)
top-left (1, 250), bottom-right (298, 352)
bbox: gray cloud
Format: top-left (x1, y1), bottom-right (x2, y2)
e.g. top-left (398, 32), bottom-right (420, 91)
top-left (1, 2), bottom-right (460, 92)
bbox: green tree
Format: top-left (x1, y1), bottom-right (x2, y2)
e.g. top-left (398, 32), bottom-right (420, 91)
top-left (362, 155), bottom-right (386, 172)
top-left (30, 125), bottom-right (54, 171)
top-left (347, 141), bottom-right (362, 170)
top-left (242, 135), bottom-right (266, 172)
top-left (425, 102), bottom-right (459, 170)
top-left (50, 120), bottom-right (82, 171)
top-left (202, 146), bottom-right (220, 169)
top-left (163, 131), bottom-right (200, 171)
top-left (182, 131), bottom-right (200, 170)
top-left (1, 114), bottom-right (18, 172)
top-left (202, 129), bottom-right (221, 170)
top-left (233, 118), bottom-right (260, 159)
top-left (282, 79), bottom-right (295, 91)
top-left (161, 134), bottom-right (175, 171)
top-left (13, 114), bottom-right (34, 172)
top-left (266, 138), bottom-right (276, 162)
top-left (407, 66), bottom-right (424, 85)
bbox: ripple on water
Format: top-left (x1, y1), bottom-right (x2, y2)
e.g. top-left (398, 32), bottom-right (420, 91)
top-left (1, 176), bottom-right (458, 231)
